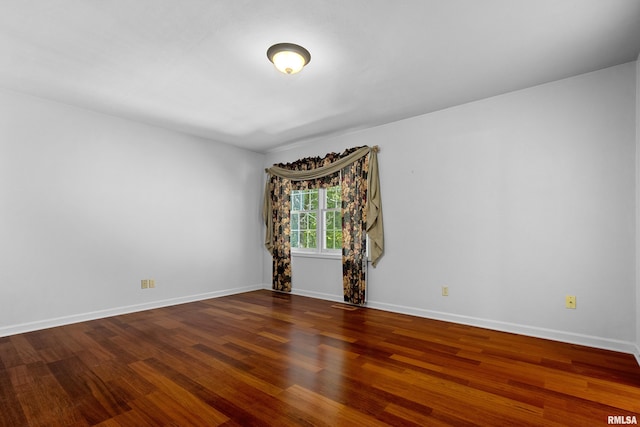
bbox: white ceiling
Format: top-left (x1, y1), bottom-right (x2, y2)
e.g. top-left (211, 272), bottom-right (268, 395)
top-left (1, 1), bottom-right (639, 153)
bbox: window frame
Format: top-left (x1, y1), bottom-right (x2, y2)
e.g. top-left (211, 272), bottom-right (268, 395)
top-left (290, 186), bottom-right (342, 259)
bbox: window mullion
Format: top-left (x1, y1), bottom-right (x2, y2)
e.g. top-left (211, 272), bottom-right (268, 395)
top-left (318, 188), bottom-right (325, 253)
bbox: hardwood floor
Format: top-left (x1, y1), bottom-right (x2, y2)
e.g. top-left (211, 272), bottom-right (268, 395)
top-left (1, 290), bottom-right (639, 426)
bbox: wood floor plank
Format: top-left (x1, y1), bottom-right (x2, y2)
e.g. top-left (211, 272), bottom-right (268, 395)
top-left (194, 373), bottom-right (313, 427)
top-left (278, 384), bottom-right (389, 427)
top-left (1, 289), bottom-right (639, 426)
top-left (12, 362), bottom-right (87, 426)
top-left (128, 360), bottom-right (230, 425)
top-left (0, 362), bottom-right (29, 427)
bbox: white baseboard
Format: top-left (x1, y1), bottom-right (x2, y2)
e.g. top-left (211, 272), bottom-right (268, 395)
top-left (274, 287), bottom-right (639, 363)
top-left (365, 300), bottom-right (639, 358)
top-left (289, 288), bottom-right (346, 303)
top-left (261, 284), bottom-right (346, 303)
top-left (0, 284), bottom-right (263, 338)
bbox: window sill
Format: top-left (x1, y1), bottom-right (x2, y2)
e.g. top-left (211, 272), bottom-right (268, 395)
top-left (292, 251), bottom-right (341, 260)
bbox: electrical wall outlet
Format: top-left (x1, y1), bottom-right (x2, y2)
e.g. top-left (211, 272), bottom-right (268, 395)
top-left (565, 295), bottom-right (576, 309)
top-left (442, 286), bottom-right (449, 296)
top-left (141, 279), bottom-right (156, 289)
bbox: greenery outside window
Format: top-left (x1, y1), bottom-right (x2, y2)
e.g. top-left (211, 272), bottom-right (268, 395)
top-left (290, 186), bottom-right (342, 256)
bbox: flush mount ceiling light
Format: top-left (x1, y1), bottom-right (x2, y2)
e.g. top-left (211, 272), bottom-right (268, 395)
top-left (267, 43), bottom-right (311, 75)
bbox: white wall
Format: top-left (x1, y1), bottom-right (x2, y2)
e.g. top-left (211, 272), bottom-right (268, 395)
top-left (0, 89), bottom-right (265, 336)
top-left (265, 62), bottom-right (637, 354)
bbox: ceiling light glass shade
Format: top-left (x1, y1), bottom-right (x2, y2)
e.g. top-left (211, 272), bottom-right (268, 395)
top-left (272, 50), bottom-right (305, 74)
top-left (267, 43), bottom-right (311, 74)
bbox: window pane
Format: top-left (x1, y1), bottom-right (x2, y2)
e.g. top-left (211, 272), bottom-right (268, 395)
top-left (334, 211), bottom-right (342, 229)
top-left (308, 213), bottom-right (317, 230)
top-left (325, 211), bottom-right (342, 231)
top-left (291, 231), bottom-right (299, 248)
top-left (304, 191), bottom-right (318, 210)
top-left (325, 211), bottom-right (333, 229)
top-left (326, 186), bottom-right (341, 209)
top-left (291, 192), bottom-right (301, 211)
top-left (325, 212), bottom-right (333, 231)
top-left (301, 230), bottom-right (317, 248)
top-left (313, 191), bottom-right (319, 208)
top-left (325, 230), bottom-right (343, 250)
top-left (291, 213), bottom-right (299, 230)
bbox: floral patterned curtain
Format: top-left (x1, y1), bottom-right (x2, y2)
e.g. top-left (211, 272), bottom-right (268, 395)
top-left (341, 155), bottom-right (368, 304)
top-left (268, 174), bottom-right (292, 292)
top-left (264, 146), bottom-right (383, 304)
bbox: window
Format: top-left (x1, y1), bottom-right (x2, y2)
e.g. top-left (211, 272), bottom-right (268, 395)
top-left (290, 186), bottom-right (342, 255)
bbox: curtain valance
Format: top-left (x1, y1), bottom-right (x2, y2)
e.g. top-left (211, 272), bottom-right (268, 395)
top-left (263, 145), bottom-right (384, 267)
top-left (266, 145), bottom-right (369, 181)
